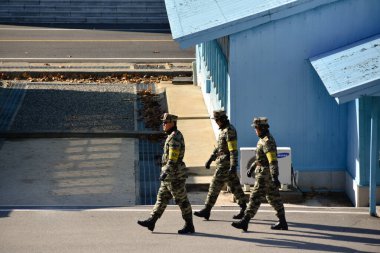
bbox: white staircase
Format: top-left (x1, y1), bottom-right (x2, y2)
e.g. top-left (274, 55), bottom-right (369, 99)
top-left (0, 0), bottom-right (169, 28)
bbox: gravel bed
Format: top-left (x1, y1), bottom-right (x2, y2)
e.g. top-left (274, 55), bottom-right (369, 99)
top-left (9, 82), bottom-right (136, 132)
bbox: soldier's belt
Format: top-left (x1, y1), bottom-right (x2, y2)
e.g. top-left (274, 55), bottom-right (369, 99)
top-left (216, 152), bottom-right (230, 157)
top-left (256, 161), bottom-right (269, 167)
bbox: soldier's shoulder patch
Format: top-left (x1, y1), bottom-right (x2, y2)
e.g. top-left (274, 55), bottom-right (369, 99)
top-left (226, 128), bottom-right (237, 140)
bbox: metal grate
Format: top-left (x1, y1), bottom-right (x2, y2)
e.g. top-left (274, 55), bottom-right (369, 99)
top-left (138, 139), bottom-right (162, 205)
top-left (136, 82), bottom-right (163, 205)
top-left (0, 83), bottom-right (27, 131)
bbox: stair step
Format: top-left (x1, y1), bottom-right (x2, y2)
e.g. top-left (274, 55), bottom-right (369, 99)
top-left (0, 0), bottom-right (166, 6)
top-left (1, 11), bottom-right (168, 17)
top-left (1, 6), bottom-right (166, 12)
top-left (0, 16), bottom-right (169, 24)
top-left (0, 0), bottom-right (168, 25)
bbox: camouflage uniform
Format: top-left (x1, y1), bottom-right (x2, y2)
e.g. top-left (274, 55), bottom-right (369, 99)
top-left (245, 133), bottom-right (285, 219)
top-left (152, 115), bottom-right (192, 220)
top-left (138, 113), bottom-right (194, 234)
top-left (205, 114), bottom-right (247, 207)
top-left (231, 117), bottom-right (287, 231)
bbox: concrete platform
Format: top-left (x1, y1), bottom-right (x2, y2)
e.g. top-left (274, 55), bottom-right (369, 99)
top-left (0, 138), bottom-right (138, 207)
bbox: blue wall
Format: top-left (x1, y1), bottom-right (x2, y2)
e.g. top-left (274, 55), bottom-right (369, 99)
top-left (228, 0), bottom-right (380, 172)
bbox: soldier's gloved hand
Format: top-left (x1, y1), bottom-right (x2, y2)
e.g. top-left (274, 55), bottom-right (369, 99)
top-left (159, 172), bottom-right (168, 181)
top-left (246, 167), bottom-right (253, 178)
top-left (205, 157), bottom-right (213, 169)
top-left (272, 176), bottom-right (281, 188)
top-left (228, 165), bottom-right (237, 175)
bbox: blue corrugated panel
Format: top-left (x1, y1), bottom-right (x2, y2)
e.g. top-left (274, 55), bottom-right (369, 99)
top-left (310, 34), bottom-right (380, 104)
top-left (201, 40), bottom-right (228, 109)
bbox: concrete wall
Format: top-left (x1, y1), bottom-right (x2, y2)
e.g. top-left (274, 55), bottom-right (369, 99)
top-left (346, 171), bottom-right (380, 207)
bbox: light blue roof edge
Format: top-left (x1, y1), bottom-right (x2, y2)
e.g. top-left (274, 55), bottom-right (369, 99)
top-left (165, 0), bottom-right (339, 48)
top-left (310, 34), bottom-right (380, 104)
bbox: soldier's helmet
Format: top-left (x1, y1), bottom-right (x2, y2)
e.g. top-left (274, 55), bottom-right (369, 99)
top-left (161, 113), bottom-right (178, 123)
top-left (211, 110), bottom-right (228, 120)
top-left (251, 117), bottom-right (269, 128)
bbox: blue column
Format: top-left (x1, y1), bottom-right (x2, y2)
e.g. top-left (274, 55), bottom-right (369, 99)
top-left (369, 97), bottom-right (379, 216)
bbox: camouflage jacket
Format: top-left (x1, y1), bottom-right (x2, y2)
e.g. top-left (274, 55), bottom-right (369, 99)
top-left (211, 123), bottom-right (238, 168)
top-left (161, 128), bottom-right (187, 180)
top-left (254, 133), bottom-right (279, 178)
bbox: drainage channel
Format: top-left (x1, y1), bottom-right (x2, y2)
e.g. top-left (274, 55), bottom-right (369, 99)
top-left (0, 82), bottom-right (27, 131)
top-left (0, 82), bottom-right (27, 150)
top-left (136, 83), bottom-right (163, 205)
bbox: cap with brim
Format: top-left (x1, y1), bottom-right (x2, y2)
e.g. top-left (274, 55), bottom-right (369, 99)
top-left (251, 117), bottom-right (269, 127)
top-left (161, 113), bottom-right (178, 123)
top-left (211, 110), bottom-right (227, 119)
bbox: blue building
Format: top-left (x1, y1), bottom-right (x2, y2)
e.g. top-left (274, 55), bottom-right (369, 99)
top-left (165, 0), bottom-right (380, 208)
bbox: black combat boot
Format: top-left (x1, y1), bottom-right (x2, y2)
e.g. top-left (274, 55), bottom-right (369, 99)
top-left (194, 205), bottom-right (211, 220)
top-left (231, 215), bottom-right (250, 232)
top-left (233, 203), bottom-right (247, 219)
top-left (137, 214), bottom-right (159, 232)
top-left (178, 217), bottom-right (195, 234)
top-left (271, 210), bottom-right (288, 230)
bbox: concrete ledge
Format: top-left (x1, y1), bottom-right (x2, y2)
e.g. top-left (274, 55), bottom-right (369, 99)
top-left (345, 171), bottom-right (380, 207)
top-left (0, 62), bottom-right (193, 76)
top-left (241, 188), bottom-right (304, 204)
top-left (295, 170), bottom-right (346, 192)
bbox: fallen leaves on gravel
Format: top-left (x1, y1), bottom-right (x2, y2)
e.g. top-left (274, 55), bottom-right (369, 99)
top-left (137, 88), bottom-right (163, 131)
top-left (0, 72), bottom-right (172, 84)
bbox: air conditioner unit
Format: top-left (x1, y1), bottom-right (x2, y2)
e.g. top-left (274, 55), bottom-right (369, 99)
top-left (240, 147), bottom-right (292, 190)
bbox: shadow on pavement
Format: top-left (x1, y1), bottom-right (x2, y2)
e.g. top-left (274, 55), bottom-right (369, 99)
top-left (185, 226), bottom-right (375, 253)
top-left (0, 210), bottom-right (11, 218)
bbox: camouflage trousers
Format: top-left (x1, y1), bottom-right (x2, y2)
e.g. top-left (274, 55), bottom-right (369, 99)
top-left (152, 179), bottom-right (192, 220)
top-left (205, 166), bottom-right (247, 207)
top-left (245, 166), bottom-right (285, 218)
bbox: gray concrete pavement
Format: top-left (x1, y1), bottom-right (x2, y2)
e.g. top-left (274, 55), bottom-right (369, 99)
top-left (0, 24), bottom-right (195, 62)
top-left (0, 205), bottom-right (379, 253)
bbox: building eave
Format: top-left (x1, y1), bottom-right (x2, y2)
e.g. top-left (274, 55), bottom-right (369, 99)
top-left (165, 0), bottom-right (339, 48)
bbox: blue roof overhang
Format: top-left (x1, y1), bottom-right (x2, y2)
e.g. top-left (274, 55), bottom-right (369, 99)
top-left (310, 34), bottom-right (380, 104)
top-left (165, 0), bottom-right (340, 48)
top-left (164, 0), bottom-right (339, 48)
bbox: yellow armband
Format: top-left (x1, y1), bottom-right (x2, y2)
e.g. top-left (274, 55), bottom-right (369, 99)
top-left (266, 151), bottom-right (277, 163)
top-left (227, 140), bottom-right (237, 151)
top-left (168, 148), bottom-right (179, 162)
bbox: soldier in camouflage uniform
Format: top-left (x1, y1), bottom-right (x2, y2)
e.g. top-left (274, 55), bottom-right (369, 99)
top-left (194, 110), bottom-right (248, 220)
top-left (137, 113), bottom-right (195, 234)
top-left (231, 117), bottom-right (288, 232)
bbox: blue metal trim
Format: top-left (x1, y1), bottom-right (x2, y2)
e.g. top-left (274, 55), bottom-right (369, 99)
top-left (369, 97), bottom-right (379, 216)
top-left (201, 40), bottom-right (228, 109)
